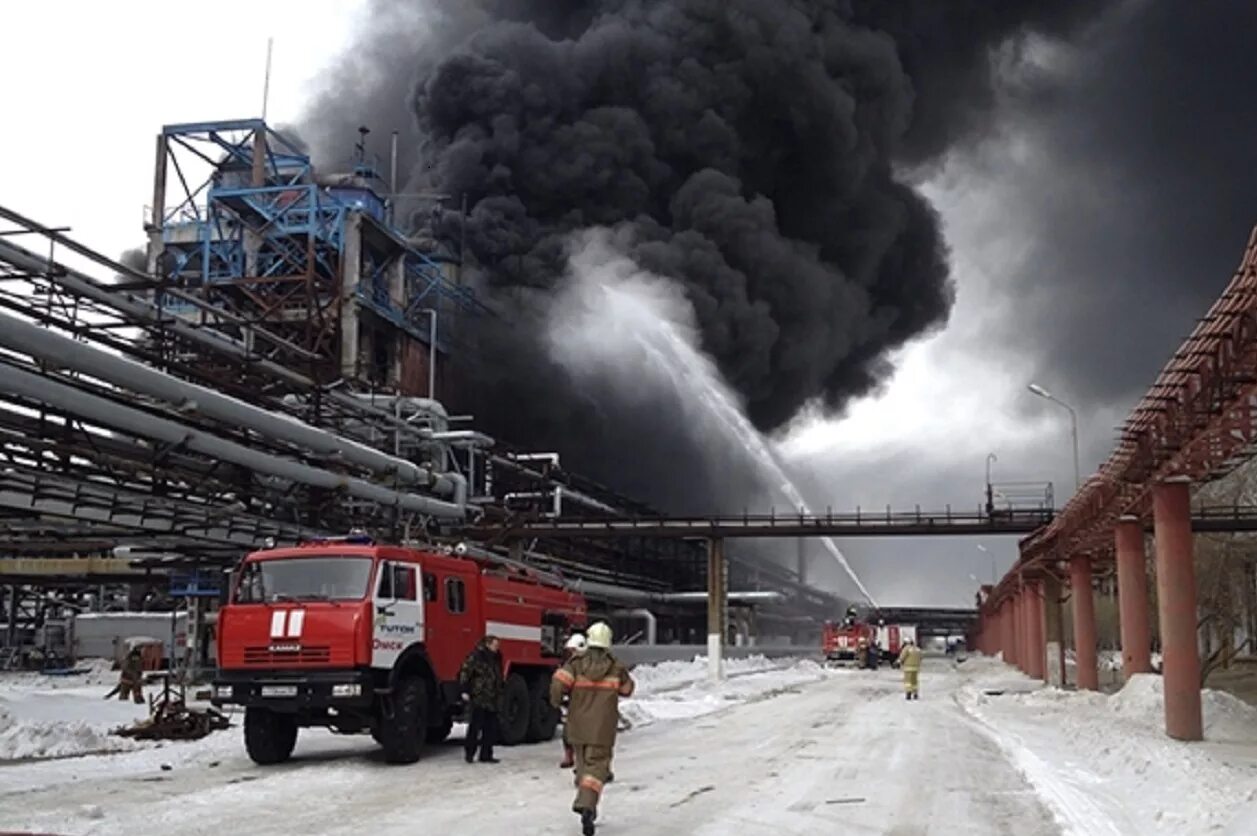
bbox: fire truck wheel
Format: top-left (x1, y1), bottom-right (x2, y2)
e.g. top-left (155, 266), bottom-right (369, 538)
top-left (244, 708), bottom-right (298, 765)
top-left (498, 673), bottom-right (531, 746)
top-left (526, 676), bottom-right (560, 742)
top-left (425, 716), bottom-right (453, 744)
top-left (379, 675), bottom-right (429, 764)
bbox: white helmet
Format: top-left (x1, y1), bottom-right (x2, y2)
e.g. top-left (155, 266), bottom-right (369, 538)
top-left (565, 633), bottom-right (587, 651)
top-left (586, 621), bottom-right (613, 649)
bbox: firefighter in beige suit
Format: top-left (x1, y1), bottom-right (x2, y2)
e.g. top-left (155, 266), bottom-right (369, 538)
top-left (550, 621), bottom-right (634, 836)
top-left (899, 638), bottom-right (923, 700)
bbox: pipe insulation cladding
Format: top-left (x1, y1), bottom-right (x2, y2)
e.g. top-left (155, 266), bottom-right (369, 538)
top-left (0, 306), bottom-right (456, 494)
top-left (0, 362), bottom-right (466, 519)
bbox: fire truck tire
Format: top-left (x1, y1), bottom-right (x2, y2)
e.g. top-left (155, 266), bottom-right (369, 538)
top-left (498, 673), bottom-right (531, 746)
top-left (244, 708), bottom-right (297, 765)
top-left (526, 676), bottom-right (560, 742)
top-left (379, 675), bottom-right (429, 764)
top-left (425, 716), bottom-right (454, 744)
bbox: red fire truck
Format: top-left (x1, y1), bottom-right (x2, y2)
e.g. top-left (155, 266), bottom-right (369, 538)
top-left (211, 536), bottom-right (586, 765)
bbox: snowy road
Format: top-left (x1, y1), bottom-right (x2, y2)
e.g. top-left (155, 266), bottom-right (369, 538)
top-left (0, 660), bottom-right (1058, 836)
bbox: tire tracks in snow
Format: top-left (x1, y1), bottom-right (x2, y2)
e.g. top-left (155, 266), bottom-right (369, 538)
top-left (952, 691), bottom-right (1128, 836)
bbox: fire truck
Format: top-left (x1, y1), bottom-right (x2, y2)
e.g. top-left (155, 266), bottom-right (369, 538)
top-left (211, 536), bottom-right (586, 765)
top-left (823, 606), bottom-right (917, 666)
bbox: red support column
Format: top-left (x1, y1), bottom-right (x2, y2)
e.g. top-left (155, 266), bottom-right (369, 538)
top-left (1013, 588), bottom-right (1025, 671)
top-left (1002, 600), bottom-right (1014, 665)
top-left (1115, 516), bottom-right (1153, 678)
top-left (1070, 554), bottom-right (1099, 690)
top-left (1015, 583), bottom-right (1025, 673)
top-left (1153, 478), bottom-right (1203, 741)
top-left (1028, 580), bottom-right (1045, 681)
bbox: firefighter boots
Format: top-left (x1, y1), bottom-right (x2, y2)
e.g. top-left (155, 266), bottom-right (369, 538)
top-left (581, 809), bottom-right (597, 835)
top-left (560, 744), bottom-right (574, 768)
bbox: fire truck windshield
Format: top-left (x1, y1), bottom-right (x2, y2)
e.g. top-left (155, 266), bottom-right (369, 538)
top-left (235, 556), bottom-right (373, 603)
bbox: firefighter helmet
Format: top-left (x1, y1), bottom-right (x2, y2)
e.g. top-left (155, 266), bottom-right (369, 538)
top-left (565, 633), bottom-right (587, 651)
top-left (586, 622), bottom-right (613, 649)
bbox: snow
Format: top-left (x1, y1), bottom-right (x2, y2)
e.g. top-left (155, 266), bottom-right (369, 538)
top-left (0, 664), bottom-right (152, 762)
top-left (621, 657), bottom-right (825, 726)
top-left (958, 657), bottom-right (1257, 835)
top-left (1, 655), bottom-right (1255, 834)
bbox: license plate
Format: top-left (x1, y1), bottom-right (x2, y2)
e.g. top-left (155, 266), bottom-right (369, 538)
top-left (260, 685), bottom-right (298, 698)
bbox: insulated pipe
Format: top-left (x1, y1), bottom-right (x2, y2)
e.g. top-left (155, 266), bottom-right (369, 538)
top-left (612, 608), bottom-right (657, 645)
top-left (0, 233), bottom-right (444, 453)
top-left (0, 362), bottom-right (465, 519)
top-left (488, 455), bottom-right (619, 514)
top-left (659, 591), bottom-right (786, 603)
top-left (0, 307), bottom-right (451, 493)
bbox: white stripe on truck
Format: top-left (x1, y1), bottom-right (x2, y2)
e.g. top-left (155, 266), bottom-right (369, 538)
top-left (486, 621), bottom-right (543, 642)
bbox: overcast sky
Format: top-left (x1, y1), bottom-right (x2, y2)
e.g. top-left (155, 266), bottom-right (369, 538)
top-left (3, 2), bottom-right (1239, 608)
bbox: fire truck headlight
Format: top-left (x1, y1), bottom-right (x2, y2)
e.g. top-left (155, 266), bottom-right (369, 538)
top-left (213, 685), bottom-right (234, 700)
top-left (332, 683), bottom-right (362, 698)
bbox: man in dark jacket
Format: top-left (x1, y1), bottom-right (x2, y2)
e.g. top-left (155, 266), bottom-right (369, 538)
top-left (459, 635), bottom-right (503, 763)
top-left (550, 622), bottom-right (634, 835)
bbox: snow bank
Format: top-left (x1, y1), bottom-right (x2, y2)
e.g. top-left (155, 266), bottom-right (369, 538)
top-left (622, 658), bottom-right (824, 728)
top-left (0, 704), bottom-right (136, 761)
top-left (629, 653), bottom-right (782, 695)
top-left (957, 661), bottom-right (1257, 834)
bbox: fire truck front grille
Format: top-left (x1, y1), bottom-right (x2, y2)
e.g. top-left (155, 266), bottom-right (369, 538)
top-left (243, 645), bottom-right (333, 666)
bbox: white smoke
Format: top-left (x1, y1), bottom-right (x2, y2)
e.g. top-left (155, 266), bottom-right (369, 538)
top-left (545, 229), bottom-right (876, 605)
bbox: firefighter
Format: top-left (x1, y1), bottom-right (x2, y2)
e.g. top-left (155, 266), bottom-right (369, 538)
top-left (459, 634), bottom-right (504, 763)
top-left (549, 621), bottom-right (634, 836)
top-left (898, 637), bottom-right (923, 700)
top-left (855, 637), bottom-right (869, 669)
top-left (558, 632), bottom-right (587, 769)
top-left (104, 645), bottom-right (145, 704)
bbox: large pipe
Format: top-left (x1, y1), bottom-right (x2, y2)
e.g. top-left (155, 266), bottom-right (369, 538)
top-left (661, 591), bottom-right (786, 604)
top-left (613, 608), bottom-right (657, 645)
top-left (0, 362), bottom-right (465, 519)
top-left (0, 307), bottom-right (454, 494)
top-left (0, 229), bottom-right (443, 454)
top-left (488, 455), bottom-right (619, 514)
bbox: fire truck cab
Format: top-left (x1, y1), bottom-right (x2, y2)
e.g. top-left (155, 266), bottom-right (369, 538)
top-left (212, 536), bottom-right (586, 765)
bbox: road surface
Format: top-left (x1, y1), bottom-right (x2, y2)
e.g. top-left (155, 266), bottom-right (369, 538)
top-left (0, 661), bottom-right (1058, 835)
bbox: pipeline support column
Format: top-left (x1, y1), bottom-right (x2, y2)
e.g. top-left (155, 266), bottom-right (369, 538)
top-left (1153, 478), bottom-right (1203, 741)
top-left (1115, 516), bottom-right (1153, 678)
top-left (1070, 555), bottom-right (1100, 690)
top-left (1027, 580), bottom-right (1046, 681)
top-left (707, 537), bottom-right (727, 682)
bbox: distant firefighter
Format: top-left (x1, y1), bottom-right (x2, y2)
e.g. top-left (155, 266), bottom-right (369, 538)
top-left (550, 621), bottom-right (634, 836)
top-left (104, 645), bottom-right (145, 704)
top-left (899, 638), bottom-right (923, 700)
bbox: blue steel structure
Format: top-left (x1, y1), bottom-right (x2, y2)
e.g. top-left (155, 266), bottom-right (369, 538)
top-left (146, 118), bottom-right (485, 395)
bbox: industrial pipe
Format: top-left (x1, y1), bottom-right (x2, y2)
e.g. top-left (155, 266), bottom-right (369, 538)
top-left (660, 591), bottom-right (787, 604)
top-left (0, 231), bottom-right (449, 456)
top-left (0, 307), bottom-right (456, 494)
top-left (488, 455), bottom-right (619, 514)
top-left (0, 362), bottom-right (465, 519)
top-left (612, 608), bottom-right (658, 645)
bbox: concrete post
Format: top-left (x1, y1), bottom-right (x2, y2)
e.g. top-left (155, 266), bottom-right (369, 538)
top-left (1153, 478), bottom-right (1203, 741)
top-left (1070, 555), bottom-right (1100, 690)
top-left (1028, 581), bottom-right (1046, 681)
top-left (707, 537), bottom-right (726, 682)
top-left (1115, 516), bottom-right (1153, 678)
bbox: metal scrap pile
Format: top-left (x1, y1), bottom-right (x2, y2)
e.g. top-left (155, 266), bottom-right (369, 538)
top-left (112, 682), bottom-right (231, 742)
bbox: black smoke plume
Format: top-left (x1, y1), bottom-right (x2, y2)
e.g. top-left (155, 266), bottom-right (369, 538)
top-left (303, 0), bottom-right (1113, 512)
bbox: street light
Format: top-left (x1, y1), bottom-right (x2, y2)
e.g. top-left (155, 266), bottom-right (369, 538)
top-left (1027, 383), bottom-right (1080, 490)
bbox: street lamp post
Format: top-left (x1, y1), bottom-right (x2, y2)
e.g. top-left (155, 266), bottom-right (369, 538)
top-left (1027, 383), bottom-right (1080, 490)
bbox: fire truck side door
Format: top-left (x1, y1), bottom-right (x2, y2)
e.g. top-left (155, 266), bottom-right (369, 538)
top-left (372, 561), bottom-right (423, 670)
